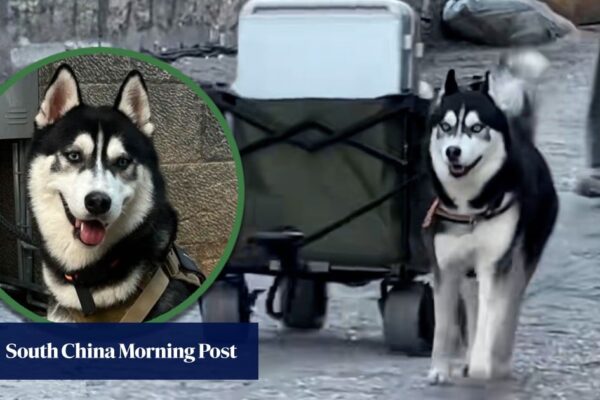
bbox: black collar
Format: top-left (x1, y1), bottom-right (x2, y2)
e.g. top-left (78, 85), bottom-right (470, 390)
top-left (60, 257), bottom-right (130, 316)
top-left (59, 256), bottom-right (128, 287)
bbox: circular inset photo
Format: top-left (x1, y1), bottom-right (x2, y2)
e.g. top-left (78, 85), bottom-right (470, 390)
top-left (0, 48), bottom-right (243, 322)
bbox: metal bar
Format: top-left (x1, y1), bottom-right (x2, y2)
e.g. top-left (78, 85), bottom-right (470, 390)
top-left (224, 263), bottom-right (390, 282)
top-left (12, 142), bottom-right (24, 282)
top-left (18, 140), bottom-right (35, 288)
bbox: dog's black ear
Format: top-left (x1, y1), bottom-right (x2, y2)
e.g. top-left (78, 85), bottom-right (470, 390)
top-left (480, 71), bottom-right (491, 94)
top-left (35, 64), bottom-right (81, 128)
top-left (114, 70), bottom-right (154, 136)
top-left (444, 69), bottom-right (459, 95)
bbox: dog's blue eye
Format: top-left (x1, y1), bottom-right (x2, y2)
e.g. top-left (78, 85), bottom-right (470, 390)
top-left (116, 156), bottom-right (132, 169)
top-left (65, 151), bottom-right (81, 163)
top-left (471, 124), bottom-right (485, 133)
top-left (440, 122), bottom-right (452, 132)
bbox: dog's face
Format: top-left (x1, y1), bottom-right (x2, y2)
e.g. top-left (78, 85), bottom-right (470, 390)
top-left (29, 65), bottom-right (159, 269)
top-left (430, 70), bottom-right (509, 180)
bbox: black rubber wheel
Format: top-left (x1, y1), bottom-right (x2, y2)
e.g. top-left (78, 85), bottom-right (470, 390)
top-left (382, 282), bottom-right (434, 355)
top-left (419, 283), bottom-right (435, 348)
top-left (200, 278), bottom-right (250, 323)
top-left (280, 278), bottom-right (327, 330)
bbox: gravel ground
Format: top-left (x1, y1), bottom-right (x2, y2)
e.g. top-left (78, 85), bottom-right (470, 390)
top-left (1, 30), bottom-right (600, 399)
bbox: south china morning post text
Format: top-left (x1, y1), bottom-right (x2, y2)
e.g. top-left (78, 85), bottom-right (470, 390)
top-left (5, 342), bottom-right (238, 364)
top-left (0, 323), bottom-right (258, 380)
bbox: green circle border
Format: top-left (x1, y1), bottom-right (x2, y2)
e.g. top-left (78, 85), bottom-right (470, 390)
top-left (0, 47), bottom-right (245, 323)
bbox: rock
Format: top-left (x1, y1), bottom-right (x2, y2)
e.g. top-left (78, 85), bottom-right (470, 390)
top-left (443, 0), bottom-right (576, 46)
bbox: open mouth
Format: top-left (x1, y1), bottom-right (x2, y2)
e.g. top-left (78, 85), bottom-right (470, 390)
top-left (59, 194), bottom-right (107, 247)
top-left (448, 156), bottom-right (482, 178)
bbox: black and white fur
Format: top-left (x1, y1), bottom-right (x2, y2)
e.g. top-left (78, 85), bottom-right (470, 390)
top-left (28, 65), bottom-right (194, 321)
top-left (425, 52), bottom-right (558, 383)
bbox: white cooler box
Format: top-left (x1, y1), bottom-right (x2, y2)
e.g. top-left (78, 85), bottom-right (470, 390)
top-left (233, 0), bottom-right (423, 99)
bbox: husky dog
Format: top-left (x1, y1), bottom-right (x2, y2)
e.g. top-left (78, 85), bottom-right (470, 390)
top-left (424, 52), bottom-right (558, 383)
top-left (28, 65), bottom-right (196, 322)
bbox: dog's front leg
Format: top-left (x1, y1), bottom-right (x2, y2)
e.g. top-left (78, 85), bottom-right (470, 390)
top-left (428, 266), bottom-right (462, 385)
top-left (468, 255), bottom-right (527, 379)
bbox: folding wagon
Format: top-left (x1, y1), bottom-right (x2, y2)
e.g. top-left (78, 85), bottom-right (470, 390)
top-left (200, 0), bottom-right (437, 353)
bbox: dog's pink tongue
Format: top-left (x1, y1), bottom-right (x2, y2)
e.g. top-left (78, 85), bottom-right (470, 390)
top-left (79, 220), bottom-right (106, 246)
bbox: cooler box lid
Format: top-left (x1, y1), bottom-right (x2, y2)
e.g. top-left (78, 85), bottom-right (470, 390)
top-left (233, 0), bottom-right (420, 99)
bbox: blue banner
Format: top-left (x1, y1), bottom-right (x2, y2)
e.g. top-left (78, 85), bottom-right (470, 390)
top-left (0, 323), bottom-right (258, 380)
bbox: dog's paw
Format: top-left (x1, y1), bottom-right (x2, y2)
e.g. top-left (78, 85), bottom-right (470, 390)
top-left (427, 367), bottom-right (451, 385)
top-left (466, 362), bottom-right (494, 380)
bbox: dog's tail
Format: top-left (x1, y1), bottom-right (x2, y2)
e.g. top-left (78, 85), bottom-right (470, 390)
top-left (499, 50), bottom-right (549, 83)
top-left (489, 50), bottom-right (549, 141)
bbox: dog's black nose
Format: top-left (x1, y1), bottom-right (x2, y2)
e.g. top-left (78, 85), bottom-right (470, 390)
top-left (446, 146), bottom-right (462, 162)
top-left (84, 192), bottom-right (111, 215)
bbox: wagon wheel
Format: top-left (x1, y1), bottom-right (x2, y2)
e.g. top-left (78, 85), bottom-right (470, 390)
top-left (200, 277), bottom-right (250, 323)
top-left (280, 278), bottom-right (327, 330)
top-left (382, 282), bottom-right (434, 355)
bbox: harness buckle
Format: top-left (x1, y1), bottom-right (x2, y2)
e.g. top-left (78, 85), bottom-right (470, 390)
top-left (164, 247), bottom-right (180, 278)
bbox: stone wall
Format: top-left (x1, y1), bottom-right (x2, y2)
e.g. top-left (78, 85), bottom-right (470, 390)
top-left (0, 0), bottom-right (248, 81)
top-left (0, 0), bottom-right (451, 81)
top-left (3, 0), bottom-right (445, 48)
top-left (37, 54), bottom-right (238, 275)
top-left (3, 0), bottom-right (246, 48)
